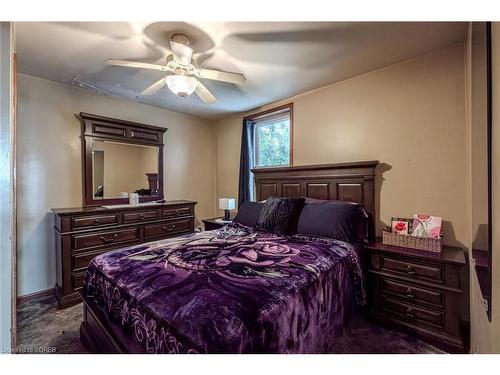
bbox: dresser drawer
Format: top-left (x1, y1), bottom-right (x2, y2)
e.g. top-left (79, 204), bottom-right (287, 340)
top-left (144, 218), bottom-right (192, 239)
top-left (72, 214), bottom-right (119, 230)
top-left (72, 248), bottom-right (111, 271)
top-left (381, 278), bottom-right (444, 309)
top-left (381, 296), bottom-right (445, 330)
top-left (380, 256), bottom-right (444, 283)
top-left (123, 209), bottom-right (159, 223)
top-left (72, 271), bottom-right (86, 291)
top-left (72, 227), bottom-right (140, 251)
top-left (162, 206), bottom-right (193, 219)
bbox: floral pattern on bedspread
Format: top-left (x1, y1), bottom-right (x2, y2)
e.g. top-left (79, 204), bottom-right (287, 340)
top-left (84, 223), bottom-right (365, 353)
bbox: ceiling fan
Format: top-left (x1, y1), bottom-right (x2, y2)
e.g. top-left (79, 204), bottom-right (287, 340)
top-left (106, 33), bottom-right (246, 104)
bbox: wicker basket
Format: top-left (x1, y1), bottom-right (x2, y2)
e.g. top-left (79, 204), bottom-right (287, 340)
top-left (382, 230), bottom-right (443, 253)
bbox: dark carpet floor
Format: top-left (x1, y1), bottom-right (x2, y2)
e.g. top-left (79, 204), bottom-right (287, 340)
top-left (17, 295), bottom-right (444, 354)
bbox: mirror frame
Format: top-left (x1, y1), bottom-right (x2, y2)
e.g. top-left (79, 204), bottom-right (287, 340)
top-left (79, 112), bottom-right (167, 207)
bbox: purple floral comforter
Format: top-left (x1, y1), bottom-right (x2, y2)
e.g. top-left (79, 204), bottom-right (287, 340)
top-left (83, 223), bottom-right (365, 354)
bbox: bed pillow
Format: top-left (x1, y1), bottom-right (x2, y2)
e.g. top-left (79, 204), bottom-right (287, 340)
top-left (233, 201), bottom-right (263, 227)
top-left (255, 196), bottom-right (305, 235)
top-left (297, 199), bottom-right (369, 243)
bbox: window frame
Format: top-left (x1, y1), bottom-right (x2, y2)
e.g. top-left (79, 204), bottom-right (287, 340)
top-left (245, 103), bottom-right (294, 168)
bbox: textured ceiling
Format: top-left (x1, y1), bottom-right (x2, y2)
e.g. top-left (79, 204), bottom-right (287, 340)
top-left (15, 22), bottom-right (467, 120)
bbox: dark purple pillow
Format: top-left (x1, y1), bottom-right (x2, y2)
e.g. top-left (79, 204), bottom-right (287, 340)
top-left (297, 199), bottom-right (369, 243)
top-left (256, 196), bottom-right (305, 235)
top-left (233, 201), bottom-right (263, 227)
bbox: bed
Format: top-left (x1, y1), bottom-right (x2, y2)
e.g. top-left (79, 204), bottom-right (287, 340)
top-left (80, 161), bottom-right (379, 353)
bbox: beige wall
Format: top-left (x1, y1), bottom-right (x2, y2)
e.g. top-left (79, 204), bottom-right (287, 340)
top-left (215, 43), bottom-right (468, 247)
top-left (17, 74), bottom-right (216, 296)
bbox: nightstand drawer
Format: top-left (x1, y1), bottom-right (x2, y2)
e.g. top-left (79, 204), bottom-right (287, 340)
top-left (380, 256), bottom-right (444, 283)
top-left (381, 296), bottom-right (445, 330)
top-left (381, 278), bottom-right (444, 309)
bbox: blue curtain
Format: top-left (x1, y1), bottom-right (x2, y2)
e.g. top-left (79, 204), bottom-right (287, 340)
top-left (238, 119), bottom-right (255, 208)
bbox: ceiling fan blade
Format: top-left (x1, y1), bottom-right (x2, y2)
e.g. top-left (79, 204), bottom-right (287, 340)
top-left (195, 81), bottom-right (216, 104)
top-left (169, 41), bottom-right (193, 65)
top-left (198, 68), bottom-right (246, 85)
top-left (140, 77), bottom-right (167, 96)
top-left (106, 58), bottom-right (168, 72)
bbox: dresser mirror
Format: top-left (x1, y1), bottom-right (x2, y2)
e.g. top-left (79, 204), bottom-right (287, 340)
top-left (91, 140), bottom-right (159, 199)
top-left (80, 112), bottom-right (167, 207)
top-left (470, 22), bottom-right (492, 320)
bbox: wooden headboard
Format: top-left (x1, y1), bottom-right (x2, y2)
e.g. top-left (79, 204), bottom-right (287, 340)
top-left (251, 161), bottom-right (379, 237)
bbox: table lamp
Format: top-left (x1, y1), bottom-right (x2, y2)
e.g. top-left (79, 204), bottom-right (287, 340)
top-left (219, 198), bottom-right (235, 221)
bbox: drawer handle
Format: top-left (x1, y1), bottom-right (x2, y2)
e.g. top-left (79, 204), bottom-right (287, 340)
top-left (405, 307), bottom-right (416, 319)
top-left (405, 288), bottom-right (415, 299)
top-left (93, 219), bottom-right (100, 225)
top-left (406, 265), bottom-right (416, 276)
top-left (139, 214), bottom-right (145, 220)
top-left (162, 224), bottom-right (176, 232)
top-left (176, 210), bottom-right (187, 216)
top-left (100, 234), bottom-right (118, 243)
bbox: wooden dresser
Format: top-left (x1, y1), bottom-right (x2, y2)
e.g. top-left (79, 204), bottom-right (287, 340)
top-left (364, 240), bottom-right (469, 353)
top-left (53, 200), bottom-right (196, 309)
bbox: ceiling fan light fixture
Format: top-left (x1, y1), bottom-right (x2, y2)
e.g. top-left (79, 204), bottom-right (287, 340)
top-left (165, 75), bottom-right (197, 98)
top-left (107, 32), bottom-right (244, 103)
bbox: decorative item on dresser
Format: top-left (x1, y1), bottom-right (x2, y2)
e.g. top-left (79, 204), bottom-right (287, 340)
top-left (53, 200), bottom-right (196, 309)
top-left (365, 239), bottom-right (470, 353)
top-left (201, 217), bottom-right (231, 231)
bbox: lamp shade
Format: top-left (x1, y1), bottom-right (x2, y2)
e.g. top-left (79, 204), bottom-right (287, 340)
top-left (219, 198), bottom-right (235, 210)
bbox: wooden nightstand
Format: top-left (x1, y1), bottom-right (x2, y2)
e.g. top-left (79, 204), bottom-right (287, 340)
top-left (202, 217), bottom-right (232, 231)
top-left (364, 239), bottom-right (469, 353)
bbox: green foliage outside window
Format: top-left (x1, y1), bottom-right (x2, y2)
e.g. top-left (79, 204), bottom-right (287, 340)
top-left (255, 119), bottom-right (290, 167)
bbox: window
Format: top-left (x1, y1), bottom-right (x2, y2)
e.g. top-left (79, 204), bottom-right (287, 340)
top-left (250, 104), bottom-right (293, 168)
